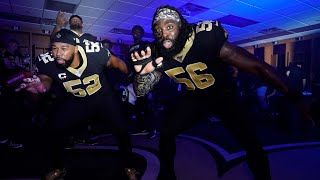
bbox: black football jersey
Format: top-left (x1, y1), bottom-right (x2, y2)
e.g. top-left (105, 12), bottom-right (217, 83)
top-left (59, 29), bottom-right (97, 46)
top-left (74, 32), bottom-right (98, 46)
top-left (157, 20), bottom-right (235, 95)
top-left (36, 41), bottom-right (112, 99)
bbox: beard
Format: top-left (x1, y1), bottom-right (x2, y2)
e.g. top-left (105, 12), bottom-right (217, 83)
top-left (55, 53), bottom-right (74, 69)
top-left (155, 31), bottom-right (188, 59)
top-left (70, 24), bottom-right (82, 31)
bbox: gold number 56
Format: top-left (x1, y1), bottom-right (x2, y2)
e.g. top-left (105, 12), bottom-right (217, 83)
top-left (165, 62), bottom-right (215, 90)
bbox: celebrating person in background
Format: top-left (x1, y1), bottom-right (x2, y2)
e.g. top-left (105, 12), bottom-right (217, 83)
top-left (52, 11), bottom-right (97, 43)
top-left (128, 25), bottom-right (157, 139)
top-left (1, 39), bottom-right (25, 74)
top-left (0, 39), bottom-right (27, 149)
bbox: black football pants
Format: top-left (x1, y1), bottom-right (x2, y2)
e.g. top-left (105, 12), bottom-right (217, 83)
top-left (44, 93), bottom-right (132, 169)
top-left (158, 92), bottom-right (271, 180)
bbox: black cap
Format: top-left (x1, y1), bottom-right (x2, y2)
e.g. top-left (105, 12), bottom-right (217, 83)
top-left (51, 29), bottom-right (77, 46)
top-left (69, 15), bottom-right (83, 23)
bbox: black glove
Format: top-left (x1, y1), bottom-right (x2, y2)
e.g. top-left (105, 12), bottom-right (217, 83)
top-left (129, 41), bottom-right (151, 57)
top-left (129, 41), bottom-right (159, 74)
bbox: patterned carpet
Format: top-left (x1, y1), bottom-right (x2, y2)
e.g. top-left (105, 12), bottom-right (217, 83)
top-left (1, 119), bottom-right (320, 180)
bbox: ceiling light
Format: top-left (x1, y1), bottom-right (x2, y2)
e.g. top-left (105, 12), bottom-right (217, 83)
top-left (11, 26), bottom-right (20, 31)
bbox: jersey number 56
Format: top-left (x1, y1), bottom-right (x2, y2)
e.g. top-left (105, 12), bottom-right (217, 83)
top-left (165, 62), bottom-right (215, 90)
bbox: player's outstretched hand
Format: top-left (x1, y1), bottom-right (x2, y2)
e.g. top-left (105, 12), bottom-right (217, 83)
top-left (15, 75), bottom-right (47, 94)
top-left (131, 46), bottom-right (163, 75)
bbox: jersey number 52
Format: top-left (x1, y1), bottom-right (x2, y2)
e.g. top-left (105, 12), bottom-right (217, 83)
top-left (63, 74), bottom-right (102, 97)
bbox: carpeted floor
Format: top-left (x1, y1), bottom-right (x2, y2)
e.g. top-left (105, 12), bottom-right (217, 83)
top-left (1, 119), bottom-right (320, 180)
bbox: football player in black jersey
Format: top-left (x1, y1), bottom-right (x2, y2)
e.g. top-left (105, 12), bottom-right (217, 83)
top-left (52, 11), bottom-right (97, 44)
top-left (16, 30), bottom-right (138, 180)
top-left (131, 5), bottom-right (311, 180)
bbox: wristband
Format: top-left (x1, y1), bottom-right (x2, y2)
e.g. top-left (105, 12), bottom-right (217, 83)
top-left (151, 60), bottom-right (163, 69)
top-left (133, 56), bottom-right (153, 74)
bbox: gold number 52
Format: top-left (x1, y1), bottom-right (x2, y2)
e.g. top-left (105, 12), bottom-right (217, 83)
top-left (63, 74), bottom-right (102, 97)
top-left (165, 62), bottom-right (215, 90)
